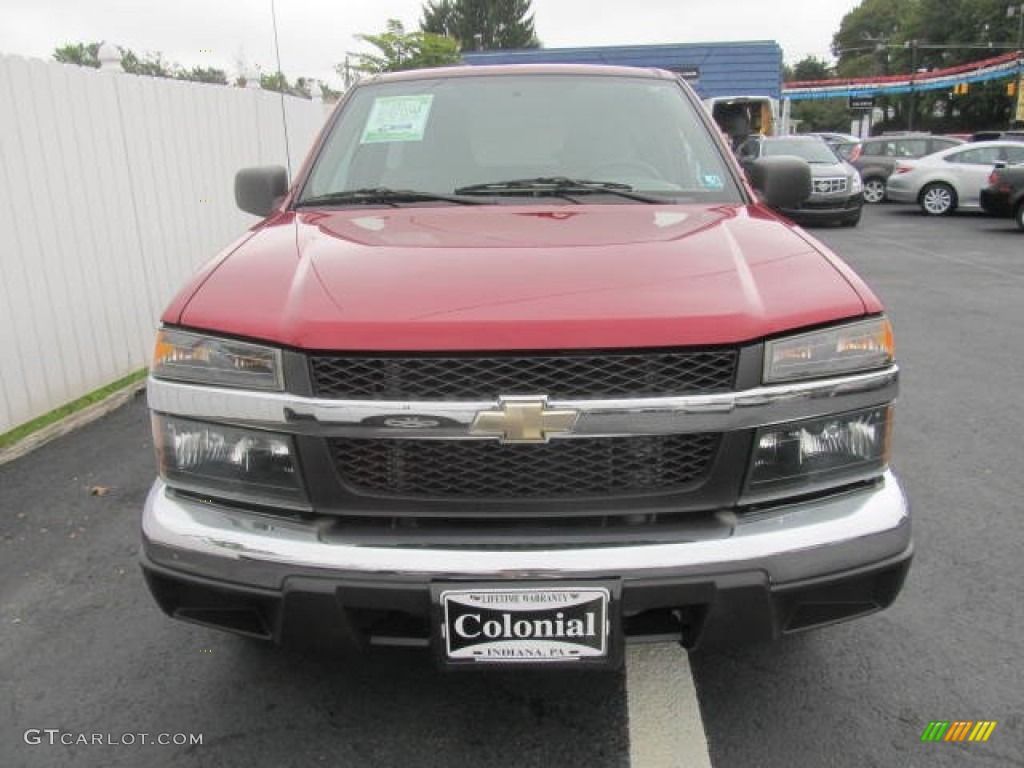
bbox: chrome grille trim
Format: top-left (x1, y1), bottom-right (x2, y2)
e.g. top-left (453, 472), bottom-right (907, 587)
top-left (812, 177), bottom-right (848, 195)
top-left (147, 366), bottom-right (899, 438)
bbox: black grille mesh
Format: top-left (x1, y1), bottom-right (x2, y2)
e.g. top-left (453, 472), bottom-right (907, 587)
top-left (310, 350), bottom-right (738, 400)
top-left (330, 434), bottom-right (720, 499)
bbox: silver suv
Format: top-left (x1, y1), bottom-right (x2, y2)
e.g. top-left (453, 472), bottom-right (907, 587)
top-left (737, 135), bottom-right (864, 226)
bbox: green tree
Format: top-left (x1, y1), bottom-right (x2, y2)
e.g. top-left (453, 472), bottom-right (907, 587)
top-left (831, 0), bottom-right (913, 78)
top-left (785, 57), bottom-right (855, 133)
top-left (831, 0), bottom-right (1022, 131)
top-left (789, 56), bottom-right (831, 82)
top-left (176, 66), bottom-right (228, 85)
top-left (119, 49), bottom-right (174, 77)
top-left (346, 19), bottom-right (461, 74)
top-left (292, 77), bottom-right (313, 99)
top-left (319, 82), bottom-right (343, 102)
top-left (53, 42), bottom-right (100, 67)
top-left (260, 71), bottom-right (289, 92)
top-left (420, 0), bottom-right (540, 50)
top-left (53, 42), bottom-right (226, 85)
top-left (54, 42), bottom-right (176, 77)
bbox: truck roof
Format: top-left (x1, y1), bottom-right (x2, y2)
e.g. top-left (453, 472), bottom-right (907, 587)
top-left (362, 63), bottom-right (681, 84)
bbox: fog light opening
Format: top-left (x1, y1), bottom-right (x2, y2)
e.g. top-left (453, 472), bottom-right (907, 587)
top-left (175, 607), bottom-right (272, 639)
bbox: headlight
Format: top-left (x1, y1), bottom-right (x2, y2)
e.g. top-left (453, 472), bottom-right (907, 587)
top-left (764, 317), bottom-right (893, 384)
top-left (743, 406), bottom-right (891, 502)
top-left (850, 174), bottom-right (863, 194)
top-left (153, 415), bottom-right (308, 509)
top-left (153, 329), bottom-right (283, 390)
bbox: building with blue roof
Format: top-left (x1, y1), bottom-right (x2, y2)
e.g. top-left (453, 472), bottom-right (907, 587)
top-left (461, 41), bottom-right (783, 100)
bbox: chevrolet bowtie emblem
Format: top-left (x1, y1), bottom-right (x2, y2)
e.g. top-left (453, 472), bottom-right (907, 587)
top-left (470, 396), bottom-right (579, 443)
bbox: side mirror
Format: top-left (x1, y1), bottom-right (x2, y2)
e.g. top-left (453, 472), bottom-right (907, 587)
top-left (235, 166), bottom-right (289, 217)
top-left (746, 156), bottom-right (812, 210)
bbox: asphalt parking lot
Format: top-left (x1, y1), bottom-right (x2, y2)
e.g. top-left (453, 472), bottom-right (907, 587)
top-left (1, 204), bottom-right (1021, 767)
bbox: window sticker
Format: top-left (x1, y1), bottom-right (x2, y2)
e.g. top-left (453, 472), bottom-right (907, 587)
top-left (360, 95), bottom-right (434, 144)
top-left (700, 173), bottom-right (724, 189)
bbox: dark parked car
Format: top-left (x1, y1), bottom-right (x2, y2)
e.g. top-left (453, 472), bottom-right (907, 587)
top-left (737, 135), bottom-right (863, 226)
top-left (980, 163), bottom-right (1024, 230)
top-left (807, 132), bottom-right (861, 161)
top-left (853, 134), bottom-right (963, 204)
top-left (970, 130), bottom-right (1024, 143)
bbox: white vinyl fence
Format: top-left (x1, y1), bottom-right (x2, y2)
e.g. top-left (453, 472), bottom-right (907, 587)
top-left (0, 54), bottom-right (332, 435)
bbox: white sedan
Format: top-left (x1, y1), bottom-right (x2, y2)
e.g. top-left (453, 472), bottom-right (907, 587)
top-left (885, 140), bottom-right (1024, 215)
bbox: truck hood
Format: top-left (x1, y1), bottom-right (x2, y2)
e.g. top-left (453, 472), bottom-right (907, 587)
top-left (173, 204), bottom-right (872, 350)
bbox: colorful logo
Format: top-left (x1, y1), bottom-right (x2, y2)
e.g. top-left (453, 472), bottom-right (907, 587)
top-left (921, 721), bottom-right (997, 743)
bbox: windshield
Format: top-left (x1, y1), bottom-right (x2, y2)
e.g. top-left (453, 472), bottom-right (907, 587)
top-left (298, 73), bottom-right (742, 205)
top-left (764, 139), bottom-right (840, 164)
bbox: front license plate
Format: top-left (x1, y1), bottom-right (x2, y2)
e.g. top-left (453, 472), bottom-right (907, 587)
top-left (439, 586), bottom-right (610, 663)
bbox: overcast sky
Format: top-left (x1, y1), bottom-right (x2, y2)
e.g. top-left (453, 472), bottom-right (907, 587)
top-left (1, 0), bottom-right (861, 87)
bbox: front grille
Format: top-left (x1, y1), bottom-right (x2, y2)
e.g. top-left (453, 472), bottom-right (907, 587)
top-left (330, 434), bottom-right (720, 500)
top-left (811, 177), bottom-right (848, 195)
top-left (309, 349), bottom-right (738, 400)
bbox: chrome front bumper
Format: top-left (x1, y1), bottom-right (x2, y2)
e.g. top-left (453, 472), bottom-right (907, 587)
top-left (142, 471), bottom-right (911, 590)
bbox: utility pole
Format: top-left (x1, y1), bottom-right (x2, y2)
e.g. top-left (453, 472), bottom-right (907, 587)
top-left (906, 39), bottom-right (919, 131)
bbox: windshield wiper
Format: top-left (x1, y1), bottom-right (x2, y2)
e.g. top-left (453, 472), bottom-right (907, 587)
top-left (295, 187), bottom-right (489, 208)
top-left (454, 177), bottom-right (664, 203)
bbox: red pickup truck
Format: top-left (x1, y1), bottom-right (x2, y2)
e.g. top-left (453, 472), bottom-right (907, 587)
top-left (141, 64), bottom-right (910, 667)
